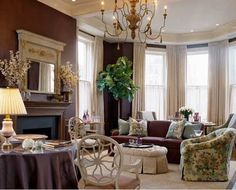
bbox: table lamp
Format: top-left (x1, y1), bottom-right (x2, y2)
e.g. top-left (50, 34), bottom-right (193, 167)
top-left (0, 88), bottom-right (27, 151)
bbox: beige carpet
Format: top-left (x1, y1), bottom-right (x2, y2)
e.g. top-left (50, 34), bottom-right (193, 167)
top-left (79, 161), bottom-right (236, 189)
top-left (122, 161), bottom-right (236, 189)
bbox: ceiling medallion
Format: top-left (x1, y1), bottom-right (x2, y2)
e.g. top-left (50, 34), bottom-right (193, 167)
top-left (101, 0), bottom-right (167, 48)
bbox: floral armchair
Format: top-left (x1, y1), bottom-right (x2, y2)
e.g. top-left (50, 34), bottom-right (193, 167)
top-left (180, 128), bottom-right (236, 181)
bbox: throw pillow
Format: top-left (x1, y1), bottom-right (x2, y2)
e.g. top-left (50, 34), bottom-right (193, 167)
top-left (228, 114), bottom-right (236, 129)
top-left (118, 119), bottom-right (130, 135)
top-left (128, 117), bottom-right (147, 136)
top-left (182, 122), bottom-right (202, 139)
top-left (166, 120), bottom-right (185, 139)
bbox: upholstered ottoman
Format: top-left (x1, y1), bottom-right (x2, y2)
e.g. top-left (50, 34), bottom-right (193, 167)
top-left (120, 145), bottom-right (168, 174)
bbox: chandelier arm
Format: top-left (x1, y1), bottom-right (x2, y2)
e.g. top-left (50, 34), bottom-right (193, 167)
top-left (114, 8), bottom-right (128, 32)
top-left (138, 3), bottom-right (147, 17)
top-left (119, 1), bottom-right (130, 16)
top-left (138, 30), bottom-right (147, 44)
top-left (145, 23), bottom-right (165, 40)
top-left (145, 10), bottom-right (167, 40)
top-left (138, 9), bottom-right (154, 34)
top-left (103, 21), bottom-right (124, 38)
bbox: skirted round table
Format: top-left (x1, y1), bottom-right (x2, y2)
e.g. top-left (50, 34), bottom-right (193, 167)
top-left (0, 144), bottom-right (79, 189)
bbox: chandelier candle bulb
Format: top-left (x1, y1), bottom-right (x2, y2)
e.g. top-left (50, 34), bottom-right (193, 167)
top-left (101, 1), bottom-right (104, 11)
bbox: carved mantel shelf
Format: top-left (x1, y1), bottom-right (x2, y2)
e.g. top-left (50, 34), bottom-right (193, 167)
top-left (16, 101), bottom-right (71, 140)
top-left (23, 101), bottom-right (71, 115)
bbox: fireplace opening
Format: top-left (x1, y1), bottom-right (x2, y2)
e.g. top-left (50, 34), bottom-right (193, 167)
top-left (16, 116), bottom-right (59, 139)
top-left (23, 128), bottom-right (53, 139)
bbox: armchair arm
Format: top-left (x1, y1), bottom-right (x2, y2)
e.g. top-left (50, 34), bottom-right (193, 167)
top-left (182, 134), bottom-right (233, 154)
top-left (207, 124), bottom-right (227, 133)
top-left (180, 135), bottom-right (212, 150)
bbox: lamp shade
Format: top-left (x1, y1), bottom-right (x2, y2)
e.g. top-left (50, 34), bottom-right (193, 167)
top-left (0, 88), bottom-right (27, 115)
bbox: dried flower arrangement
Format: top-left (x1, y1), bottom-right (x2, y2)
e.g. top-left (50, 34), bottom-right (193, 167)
top-left (60, 61), bottom-right (78, 91)
top-left (0, 50), bottom-right (31, 88)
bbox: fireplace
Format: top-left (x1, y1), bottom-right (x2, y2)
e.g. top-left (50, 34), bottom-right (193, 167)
top-left (15, 101), bottom-right (70, 140)
top-left (16, 116), bottom-right (59, 139)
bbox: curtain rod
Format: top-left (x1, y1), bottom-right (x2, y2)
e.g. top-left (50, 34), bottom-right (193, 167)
top-left (78, 29), bottom-right (95, 38)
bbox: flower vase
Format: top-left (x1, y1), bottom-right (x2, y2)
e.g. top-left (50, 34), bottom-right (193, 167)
top-left (62, 91), bottom-right (72, 102)
top-left (184, 114), bottom-right (189, 121)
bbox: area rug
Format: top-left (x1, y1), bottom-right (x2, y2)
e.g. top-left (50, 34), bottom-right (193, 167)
top-left (122, 161), bottom-right (236, 189)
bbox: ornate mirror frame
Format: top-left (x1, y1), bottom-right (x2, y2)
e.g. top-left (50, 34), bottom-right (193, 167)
top-left (17, 29), bottom-right (66, 94)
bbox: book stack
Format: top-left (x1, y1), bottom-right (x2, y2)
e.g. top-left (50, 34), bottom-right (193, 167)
top-left (43, 141), bottom-right (71, 149)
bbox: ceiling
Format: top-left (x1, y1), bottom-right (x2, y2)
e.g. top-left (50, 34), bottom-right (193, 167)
top-left (38, 0), bottom-right (236, 44)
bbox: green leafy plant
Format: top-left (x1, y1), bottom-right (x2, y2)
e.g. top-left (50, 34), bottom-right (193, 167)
top-left (97, 56), bottom-right (139, 102)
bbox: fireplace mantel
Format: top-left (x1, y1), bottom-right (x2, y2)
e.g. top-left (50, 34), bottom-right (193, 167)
top-left (15, 101), bottom-right (71, 140)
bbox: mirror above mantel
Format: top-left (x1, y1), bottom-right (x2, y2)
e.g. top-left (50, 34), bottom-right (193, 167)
top-left (17, 29), bottom-right (66, 94)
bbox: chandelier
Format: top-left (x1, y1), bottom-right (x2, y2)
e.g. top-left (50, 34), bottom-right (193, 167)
top-left (100, 0), bottom-right (167, 45)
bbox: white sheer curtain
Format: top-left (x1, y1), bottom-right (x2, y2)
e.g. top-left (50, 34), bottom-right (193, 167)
top-left (92, 37), bottom-right (104, 134)
top-left (78, 37), bottom-right (93, 118)
top-left (229, 45), bottom-right (236, 113)
top-left (132, 43), bottom-right (146, 118)
top-left (186, 51), bottom-right (208, 121)
top-left (166, 45), bottom-right (187, 118)
top-left (208, 40), bottom-right (228, 125)
top-left (145, 49), bottom-right (166, 119)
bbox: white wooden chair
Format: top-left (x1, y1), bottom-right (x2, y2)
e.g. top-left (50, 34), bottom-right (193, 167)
top-left (74, 134), bottom-right (141, 189)
top-left (68, 117), bottom-right (96, 146)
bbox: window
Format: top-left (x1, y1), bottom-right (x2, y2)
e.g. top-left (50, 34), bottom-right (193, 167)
top-left (186, 50), bottom-right (208, 121)
top-left (145, 50), bottom-right (166, 119)
top-left (78, 37), bottom-right (93, 118)
top-left (229, 45), bottom-right (236, 113)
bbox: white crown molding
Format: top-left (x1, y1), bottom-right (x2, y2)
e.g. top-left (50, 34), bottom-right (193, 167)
top-left (38, 0), bottom-right (236, 44)
top-left (78, 17), bottom-right (236, 44)
top-left (37, 0), bottom-right (73, 17)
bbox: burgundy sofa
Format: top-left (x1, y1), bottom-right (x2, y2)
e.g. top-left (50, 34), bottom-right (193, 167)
top-left (111, 120), bottom-right (182, 164)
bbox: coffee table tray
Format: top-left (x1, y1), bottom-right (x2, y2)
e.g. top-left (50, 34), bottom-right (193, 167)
top-left (122, 143), bottom-right (153, 148)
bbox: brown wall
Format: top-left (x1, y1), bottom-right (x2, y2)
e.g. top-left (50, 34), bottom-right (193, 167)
top-left (0, 0), bottom-right (77, 119)
top-left (103, 42), bottom-right (133, 135)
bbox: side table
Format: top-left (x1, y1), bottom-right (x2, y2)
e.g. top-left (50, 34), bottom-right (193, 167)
top-left (202, 122), bottom-right (216, 135)
top-left (120, 144), bottom-right (168, 174)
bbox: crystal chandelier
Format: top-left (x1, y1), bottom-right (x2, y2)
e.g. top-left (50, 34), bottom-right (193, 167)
top-left (101, 0), bottom-right (167, 45)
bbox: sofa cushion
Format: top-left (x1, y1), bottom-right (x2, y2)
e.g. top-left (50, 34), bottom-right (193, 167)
top-left (163, 138), bottom-right (182, 149)
top-left (147, 120), bottom-right (171, 137)
top-left (182, 122), bottom-right (202, 139)
top-left (118, 119), bottom-right (130, 135)
top-left (129, 118), bottom-right (147, 136)
top-left (228, 114), bottom-right (236, 129)
top-left (166, 120), bottom-right (185, 139)
top-left (141, 137), bottom-right (165, 146)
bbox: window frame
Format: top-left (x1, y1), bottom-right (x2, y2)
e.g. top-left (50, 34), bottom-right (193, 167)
top-left (145, 48), bottom-right (167, 119)
top-left (186, 48), bottom-right (209, 121)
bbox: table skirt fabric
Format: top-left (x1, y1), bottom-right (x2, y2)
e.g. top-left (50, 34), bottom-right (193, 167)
top-left (0, 150), bottom-right (78, 189)
top-left (121, 145), bottom-right (169, 174)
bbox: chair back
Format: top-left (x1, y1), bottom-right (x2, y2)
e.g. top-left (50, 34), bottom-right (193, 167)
top-left (76, 134), bottom-right (123, 188)
top-left (68, 117), bottom-right (85, 141)
top-left (137, 111), bottom-right (157, 121)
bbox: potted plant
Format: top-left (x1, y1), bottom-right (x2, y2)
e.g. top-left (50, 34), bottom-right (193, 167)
top-left (97, 56), bottom-right (139, 115)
